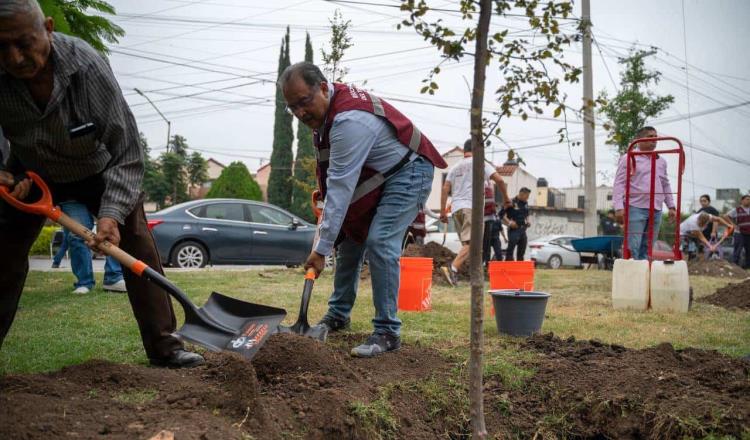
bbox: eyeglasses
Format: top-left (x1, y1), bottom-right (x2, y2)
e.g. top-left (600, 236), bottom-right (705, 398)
top-left (285, 92), bottom-right (315, 115)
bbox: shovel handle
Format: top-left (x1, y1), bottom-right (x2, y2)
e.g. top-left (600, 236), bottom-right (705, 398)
top-left (0, 172), bottom-right (201, 315)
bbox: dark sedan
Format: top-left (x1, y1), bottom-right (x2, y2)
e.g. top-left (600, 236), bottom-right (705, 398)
top-left (146, 199), bottom-right (315, 268)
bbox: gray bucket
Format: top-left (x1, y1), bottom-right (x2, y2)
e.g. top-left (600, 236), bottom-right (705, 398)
top-left (490, 290), bottom-right (550, 336)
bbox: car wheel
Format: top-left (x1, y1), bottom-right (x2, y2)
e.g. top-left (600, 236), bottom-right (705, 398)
top-left (548, 254), bottom-right (563, 270)
top-left (171, 241), bottom-right (208, 268)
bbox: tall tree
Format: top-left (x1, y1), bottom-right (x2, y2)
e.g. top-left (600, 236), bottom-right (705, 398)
top-left (160, 152), bottom-right (189, 206)
top-left (168, 134), bottom-right (190, 159)
top-left (39, 0), bottom-right (124, 54)
top-left (320, 9), bottom-right (352, 82)
top-left (268, 27), bottom-right (295, 210)
top-left (400, 1), bottom-right (580, 437)
top-left (140, 132), bottom-right (169, 209)
top-left (206, 162), bottom-right (262, 201)
top-left (187, 152), bottom-right (209, 198)
top-left (599, 49), bottom-right (674, 155)
top-left (291, 32), bottom-right (318, 222)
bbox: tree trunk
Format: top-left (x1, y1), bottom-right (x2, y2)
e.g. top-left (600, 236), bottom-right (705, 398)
top-left (468, 1), bottom-right (492, 438)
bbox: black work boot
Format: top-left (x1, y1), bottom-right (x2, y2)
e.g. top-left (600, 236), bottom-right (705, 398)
top-left (350, 333), bottom-right (401, 357)
top-left (316, 315), bottom-right (351, 333)
top-left (150, 349), bottom-right (205, 368)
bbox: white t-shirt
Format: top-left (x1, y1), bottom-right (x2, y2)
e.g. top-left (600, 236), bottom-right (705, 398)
top-left (446, 157), bottom-right (495, 211)
top-left (681, 212), bottom-right (713, 236)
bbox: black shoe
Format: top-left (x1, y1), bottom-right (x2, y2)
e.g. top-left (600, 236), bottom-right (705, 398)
top-left (150, 349), bottom-right (205, 368)
top-left (351, 333), bottom-right (401, 357)
top-left (316, 315), bottom-right (351, 333)
top-left (51, 262), bottom-right (60, 269)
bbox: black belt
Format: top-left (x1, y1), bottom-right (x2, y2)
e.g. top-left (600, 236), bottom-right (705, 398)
top-left (383, 150), bottom-right (416, 179)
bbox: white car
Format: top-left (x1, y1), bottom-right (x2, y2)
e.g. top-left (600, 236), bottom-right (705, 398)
top-left (423, 215), bottom-right (508, 254)
top-left (528, 235), bottom-right (583, 269)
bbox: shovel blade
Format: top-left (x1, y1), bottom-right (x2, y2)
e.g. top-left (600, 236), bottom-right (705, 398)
top-left (276, 321), bottom-right (328, 342)
top-left (176, 291), bottom-right (287, 361)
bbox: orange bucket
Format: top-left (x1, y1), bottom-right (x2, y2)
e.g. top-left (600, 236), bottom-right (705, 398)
top-left (488, 261), bottom-right (535, 291)
top-left (398, 257), bottom-right (433, 312)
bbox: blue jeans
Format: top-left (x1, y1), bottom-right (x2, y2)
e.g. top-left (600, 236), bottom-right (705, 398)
top-left (52, 230), bottom-right (69, 265)
top-left (627, 206), bottom-right (662, 260)
top-left (324, 157), bottom-right (434, 336)
top-left (58, 201), bottom-right (124, 288)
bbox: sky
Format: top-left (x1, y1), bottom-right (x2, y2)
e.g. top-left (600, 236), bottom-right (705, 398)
top-left (100, 0), bottom-right (750, 209)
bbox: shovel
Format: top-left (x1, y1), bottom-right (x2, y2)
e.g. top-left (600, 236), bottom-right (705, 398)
top-left (0, 171), bottom-right (286, 361)
top-left (275, 269), bottom-right (328, 341)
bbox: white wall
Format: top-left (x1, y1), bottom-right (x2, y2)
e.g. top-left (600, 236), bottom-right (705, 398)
top-left (527, 208), bottom-right (585, 241)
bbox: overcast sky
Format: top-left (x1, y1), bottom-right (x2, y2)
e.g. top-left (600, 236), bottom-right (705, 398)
top-left (101, 0), bottom-right (750, 208)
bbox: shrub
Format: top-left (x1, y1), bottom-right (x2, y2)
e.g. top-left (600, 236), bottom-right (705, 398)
top-left (30, 226), bottom-right (59, 256)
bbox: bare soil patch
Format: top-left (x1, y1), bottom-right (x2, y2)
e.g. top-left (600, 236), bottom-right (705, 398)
top-left (2, 332), bottom-right (747, 439)
top-left (688, 259), bottom-right (749, 279)
top-left (485, 333), bottom-right (750, 439)
top-left (701, 278), bottom-right (750, 310)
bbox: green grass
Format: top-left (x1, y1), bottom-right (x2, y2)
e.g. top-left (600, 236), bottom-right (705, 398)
top-left (349, 386), bottom-right (399, 440)
top-left (112, 388), bottom-right (159, 405)
top-left (1, 267), bottom-right (748, 374)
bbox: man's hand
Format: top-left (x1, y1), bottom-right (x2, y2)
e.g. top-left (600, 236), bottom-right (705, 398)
top-left (668, 208), bottom-right (677, 223)
top-left (90, 217), bottom-right (121, 250)
top-left (0, 171), bottom-right (32, 201)
top-left (509, 220), bottom-right (518, 230)
top-left (503, 198), bottom-right (512, 209)
top-left (710, 231), bottom-right (717, 239)
top-left (615, 209), bottom-right (625, 224)
top-left (439, 211), bottom-right (448, 223)
top-left (304, 251), bottom-right (326, 278)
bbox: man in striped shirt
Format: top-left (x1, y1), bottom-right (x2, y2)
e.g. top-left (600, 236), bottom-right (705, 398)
top-left (0, 0), bottom-right (203, 368)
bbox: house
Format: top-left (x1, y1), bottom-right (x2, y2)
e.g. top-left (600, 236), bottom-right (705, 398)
top-left (425, 147), bottom-right (538, 212)
top-left (188, 158), bottom-right (226, 199)
top-left (255, 162), bottom-right (271, 202)
top-left (558, 185), bottom-right (614, 211)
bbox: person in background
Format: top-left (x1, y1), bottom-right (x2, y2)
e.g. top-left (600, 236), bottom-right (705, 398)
top-left (440, 139), bottom-right (511, 286)
top-left (503, 187), bottom-right (532, 261)
top-left (51, 201), bottom-right (126, 294)
top-left (482, 181), bottom-right (500, 266)
top-left (600, 209), bottom-right (622, 235)
top-left (612, 126), bottom-right (677, 260)
top-left (724, 194), bottom-right (750, 269)
top-left (695, 194), bottom-right (719, 251)
top-left (680, 212), bottom-right (733, 260)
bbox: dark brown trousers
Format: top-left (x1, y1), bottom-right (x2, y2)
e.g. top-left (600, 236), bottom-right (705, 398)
top-left (0, 172), bottom-right (182, 360)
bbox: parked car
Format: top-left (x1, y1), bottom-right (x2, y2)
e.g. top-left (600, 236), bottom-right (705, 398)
top-left (146, 199), bottom-right (315, 268)
top-left (529, 235), bottom-right (582, 269)
top-left (423, 215), bottom-right (508, 254)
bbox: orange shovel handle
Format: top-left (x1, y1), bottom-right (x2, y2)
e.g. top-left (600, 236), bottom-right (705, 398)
top-left (0, 171), bottom-right (148, 276)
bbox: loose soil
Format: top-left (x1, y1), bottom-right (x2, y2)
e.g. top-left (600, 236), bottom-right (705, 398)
top-left (688, 258), bottom-right (749, 279)
top-left (701, 278), bottom-right (750, 310)
top-left (2, 333), bottom-right (748, 439)
top-left (486, 333), bottom-right (750, 439)
top-left (403, 242), bottom-right (470, 285)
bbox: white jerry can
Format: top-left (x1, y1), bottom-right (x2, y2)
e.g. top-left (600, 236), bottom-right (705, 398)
top-left (650, 260), bottom-right (690, 313)
top-left (612, 259), bottom-right (650, 310)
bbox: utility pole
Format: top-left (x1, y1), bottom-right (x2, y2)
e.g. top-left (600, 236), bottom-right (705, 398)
top-left (135, 88), bottom-right (171, 152)
top-left (581, 0), bottom-right (597, 237)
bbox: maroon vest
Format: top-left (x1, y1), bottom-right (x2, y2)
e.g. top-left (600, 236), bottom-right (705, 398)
top-left (314, 83), bottom-right (447, 243)
top-left (484, 184), bottom-right (496, 220)
top-left (736, 206), bottom-right (750, 234)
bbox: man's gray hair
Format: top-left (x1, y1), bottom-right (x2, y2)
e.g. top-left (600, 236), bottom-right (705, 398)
top-left (278, 62), bottom-right (327, 89)
top-left (0, 0), bottom-right (45, 25)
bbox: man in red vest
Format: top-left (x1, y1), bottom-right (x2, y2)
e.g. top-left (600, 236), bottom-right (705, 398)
top-left (280, 62), bottom-right (447, 357)
top-left (724, 194), bottom-right (750, 268)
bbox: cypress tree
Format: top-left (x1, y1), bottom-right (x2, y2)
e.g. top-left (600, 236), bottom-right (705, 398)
top-left (290, 32), bottom-right (317, 222)
top-left (268, 27), bottom-right (295, 210)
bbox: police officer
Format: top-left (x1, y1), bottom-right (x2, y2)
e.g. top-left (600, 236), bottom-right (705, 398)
top-left (504, 187), bottom-right (531, 261)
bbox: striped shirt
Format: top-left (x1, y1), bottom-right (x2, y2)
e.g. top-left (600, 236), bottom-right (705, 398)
top-left (0, 33), bottom-right (142, 224)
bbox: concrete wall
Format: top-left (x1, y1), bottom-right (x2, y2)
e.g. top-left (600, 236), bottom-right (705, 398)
top-left (527, 207), bottom-right (585, 241)
top-left (559, 185), bottom-right (613, 211)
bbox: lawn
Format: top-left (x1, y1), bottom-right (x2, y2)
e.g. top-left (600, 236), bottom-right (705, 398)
top-left (1, 266), bottom-right (748, 374)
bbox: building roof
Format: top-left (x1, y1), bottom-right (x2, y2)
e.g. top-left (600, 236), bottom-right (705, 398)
top-left (207, 158), bottom-right (226, 168)
top-left (495, 164), bottom-right (519, 177)
top-left (257, 162), bottom-right (271, 173)
top-left (441, 146), bottom-right (463, 157)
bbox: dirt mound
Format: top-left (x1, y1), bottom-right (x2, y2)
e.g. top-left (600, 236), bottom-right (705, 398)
top-left (485, 333), bottom-right (750, 439)
top-left (688, 258), bottom-right (748, 278)
top-left (701, 278), bottom-right (750, 310)
top-left (0, 333), bottom-right (453, 440)
top-left (404, 242), bottom-right (470, 284)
